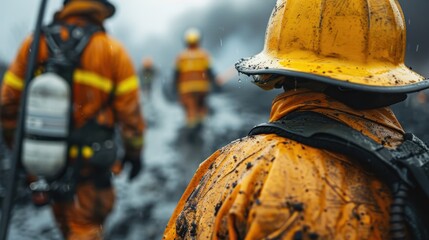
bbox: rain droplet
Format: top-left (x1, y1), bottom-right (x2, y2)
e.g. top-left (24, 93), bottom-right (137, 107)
top-left (219, 39), bottom-right (223, 47)
top-left (416, 44), bottom-right (419, 52)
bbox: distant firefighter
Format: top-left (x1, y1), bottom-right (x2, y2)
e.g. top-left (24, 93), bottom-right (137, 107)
top-left (1, 1), bottom-right (145, 239)
top-left (174, 28), bottom-right (216, 135)
top-left (139, 57), bottom-right (157, 98)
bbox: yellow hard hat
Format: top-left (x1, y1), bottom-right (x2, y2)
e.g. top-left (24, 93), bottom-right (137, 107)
top-left (235, 0), bottom-right (429, 93)
top-left (184, 28), bottom-right (201, 46)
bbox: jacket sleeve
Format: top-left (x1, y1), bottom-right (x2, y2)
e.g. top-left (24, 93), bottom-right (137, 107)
top-left (0, 36), bottom-right (32, 147)
top-left (205, 53), bottom-right (222, 93)
top-left (172, 55), bottom-right (182, 100)
top-left (111, 43), bottom-right (145, 155)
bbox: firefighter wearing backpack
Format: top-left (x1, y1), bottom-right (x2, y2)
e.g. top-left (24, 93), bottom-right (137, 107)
top-left (174, 28), bottom-right (216, 133)
top-left (164, 0), bottom-right (429, 239)
top-left (1, 0), bottom-right (144, 239)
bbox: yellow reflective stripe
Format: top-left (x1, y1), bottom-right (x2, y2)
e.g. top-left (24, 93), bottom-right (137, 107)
top-left (179, 81), bottom-right (210, 94)
top-left (125, 136), bottom-right (144, 149)
top-left (73, 70), bottom-right (113, 93)
top-left (4, 71), bottom-right (24, 90)
top-left (116, 75), bottom-right (139, 95)
top-left (178, 59), bottom-right (209, 72)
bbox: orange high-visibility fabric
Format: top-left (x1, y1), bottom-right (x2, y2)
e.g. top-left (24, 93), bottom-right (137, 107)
top-left (175, 47), bottom-right (211, 94)
top-left (0, 17), bottom-right (144, 150)
top-left (1, 16), bottom-right (144, 239)
top-left (180, 92), bottom-right (208, 126)
top-left (52, 182), bottom-right (114, 240)
top-left (164, 89), bottom-right (403, 239)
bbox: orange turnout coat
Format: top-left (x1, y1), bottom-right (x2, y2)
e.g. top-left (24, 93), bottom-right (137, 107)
top-left (164, 89), bottom-right (401, 239)
top-left (175, 47), bottom-right (212, 95)
top-left (175, 47), bottom-right (213, 126)
top-left (1, 11), bottom-right (144, 240)
top-left (1, 19), bottom-right (144, 150)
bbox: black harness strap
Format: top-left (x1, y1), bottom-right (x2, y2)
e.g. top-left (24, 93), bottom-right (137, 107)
top-left (249, 111), bottom-right (429, 239)
top-left (249, 111), bottom-right (429, 199)
top-left (43, 23), bottom-right (103, 68)
top-left (38, 23), bottom-right (106, 200)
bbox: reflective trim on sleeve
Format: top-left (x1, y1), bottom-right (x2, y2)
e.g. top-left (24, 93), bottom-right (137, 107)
top-left (73, 69), bottom-right (113, 93)
top-left (3, 71), bottom-right (24, 90)
top-left (116, 75), bottom-right (139, 95)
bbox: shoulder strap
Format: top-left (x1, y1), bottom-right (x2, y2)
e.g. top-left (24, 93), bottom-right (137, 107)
top-left (42, 23), bottom-right (103, 68)
top-left (42, 23), bottom-right (113, 121)
top-left (249, 111), bottom-right (429, 200)
top-left (249, 111), bottom-right (429, 238)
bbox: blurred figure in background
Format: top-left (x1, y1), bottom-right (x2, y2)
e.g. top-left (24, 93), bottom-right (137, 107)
top-left (1, 0), bottom-right (145, 239)
top-left (164, 0), bottom-right (429, 239)
top-left (0, 61), bottom-right (8, 202)
top-left (417, 91), bottom-right (427, 104)
top-left (139, 57), bottom-right (157, 100)
top-left (174, 28), bottom-right (216, 141)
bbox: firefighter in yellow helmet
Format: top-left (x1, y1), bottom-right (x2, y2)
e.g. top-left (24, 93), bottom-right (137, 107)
top-left (174, 28), bottom-right (216, 136)
top-left (1, 0), bottom-right (145, 239)
top-left (164, 0), bottom-right (429, 239)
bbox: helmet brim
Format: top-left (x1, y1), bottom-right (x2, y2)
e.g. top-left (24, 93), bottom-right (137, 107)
top-left (102, 1), bottom-right (115, 18)
top-left (235, 51), bottom-right (429, 94)
top-left (63, 0), bottom-right (115, 18)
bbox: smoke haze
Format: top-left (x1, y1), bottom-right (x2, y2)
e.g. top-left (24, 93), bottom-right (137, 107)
top-left (120, 0), bottom-right (428, 80)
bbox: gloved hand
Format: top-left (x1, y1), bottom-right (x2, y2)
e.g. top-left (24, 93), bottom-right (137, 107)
top-left (122, 151), bottom-right (143, 181)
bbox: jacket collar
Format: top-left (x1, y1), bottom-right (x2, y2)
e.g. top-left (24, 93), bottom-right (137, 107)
top-left (269, 89), bottom-right (405, 148)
